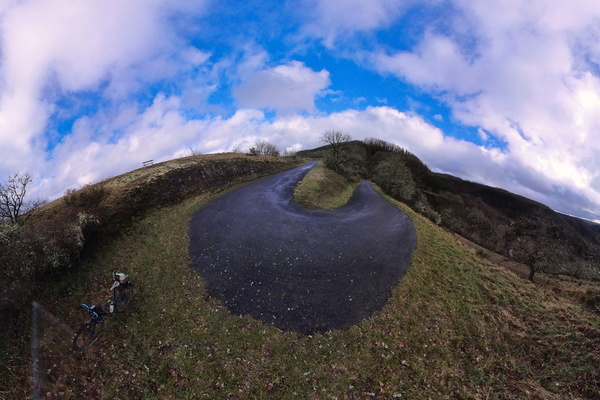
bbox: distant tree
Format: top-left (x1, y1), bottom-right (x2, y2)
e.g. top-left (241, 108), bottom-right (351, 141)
top-left (321, 130), bottom-right (364, 178)
top-left (187, 146), bottom-right (201, 156)
top-left (0, 172), bottom-right (45, 224)
top-left (364, 137), bottom-right (403, 155)
top-left (321, 130), bottom-right (352, 159)
top-left (249, 140), bottom-right (280, 157)
top-left (283, 148), bottom-right (297, 158)
top-left (507, 213), bottom-right (569, 281)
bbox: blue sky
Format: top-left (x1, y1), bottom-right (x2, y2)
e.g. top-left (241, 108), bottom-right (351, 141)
top-left (1, 0), bottom-right (600, 221)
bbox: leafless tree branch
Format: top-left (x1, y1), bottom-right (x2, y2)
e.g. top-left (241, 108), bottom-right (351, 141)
top-left (0, 172), bottom-right (45, 224)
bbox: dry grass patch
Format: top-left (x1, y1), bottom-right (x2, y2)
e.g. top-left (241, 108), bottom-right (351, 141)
top-left (102, 153), bottom-right (276, 189)
top-left (293, 162), bottom-right (358, 210)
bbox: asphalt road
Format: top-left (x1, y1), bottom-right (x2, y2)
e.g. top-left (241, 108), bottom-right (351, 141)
top-left (188, 161), bottom-right (416, 334)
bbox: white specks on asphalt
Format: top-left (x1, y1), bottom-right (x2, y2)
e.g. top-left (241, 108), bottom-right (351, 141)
top-left (188, 163), bottom-right (416, 334)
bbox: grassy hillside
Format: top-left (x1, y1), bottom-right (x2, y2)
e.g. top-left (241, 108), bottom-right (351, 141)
top-left (4, 162), bottom-right (599, 399)
top-left (300, 138), bottom-right (600, 282)
top-left (293, 161), bottom-right (358, 210)
top-left (0, 154), bottom-right (303, 328)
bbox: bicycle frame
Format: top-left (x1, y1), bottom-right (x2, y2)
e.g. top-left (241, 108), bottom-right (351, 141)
top-left (77, 272), bottom-right (130, 317)
top-left (78, 285), bottom-right (125, 318)
top-left (78, 300), bottom-right (110, 321)
top-left (73, 272), bottom-right (133, 350)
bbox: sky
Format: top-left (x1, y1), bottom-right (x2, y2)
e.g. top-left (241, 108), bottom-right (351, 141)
top-left (1, 0), bottom-right (600, 222)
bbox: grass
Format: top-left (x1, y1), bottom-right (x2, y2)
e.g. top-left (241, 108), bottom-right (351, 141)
top-left (3, 170), bottom-right (600, 399)
top-left (293, 161), bottom-right (358, 210)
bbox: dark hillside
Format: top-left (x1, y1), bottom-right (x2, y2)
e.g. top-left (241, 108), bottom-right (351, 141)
top-left (426, 173), bottom-right (600, 278)
top-left (297, 140), bottom-right (365, 159)
top-left (561, 213), bottom-right (600, 235)
top-left (302, 138), bottom-right (600, 281)
top-left (432, 173), bottom-right (542, 216)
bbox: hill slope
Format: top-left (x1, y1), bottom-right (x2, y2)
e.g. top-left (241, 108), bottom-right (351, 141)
top-left (0, 154), bottom-right (304, 330)
top-left (3, 158), bottom-right (599, 399)
top-left (301, 138), bottom-right (600, 281)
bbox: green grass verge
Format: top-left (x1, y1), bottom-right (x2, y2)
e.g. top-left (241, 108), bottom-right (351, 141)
top-left (293, 162), bottom-right (358, 210)
top-left (5, 183), bottom-right (600, 399)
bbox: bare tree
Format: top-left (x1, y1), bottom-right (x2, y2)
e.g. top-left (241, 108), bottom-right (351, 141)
top-left (263, 143), bottom-right (280, 157)
top-left (0, 172), bottom-right (45, 224)
top-left (320, 130), bottom-right (364, 177)
top-left (510, 233), bottom-right (549, 282)
top-left (321, 130), bottom-right (352, 159)
top-left (249, 140), bottom-right (280, 157)
top-left (187, 146), bottom-right (201, 156)
top-left (507, 213), bottom-right (568, 281)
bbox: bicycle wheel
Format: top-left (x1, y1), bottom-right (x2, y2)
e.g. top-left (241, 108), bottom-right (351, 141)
top-left (73, 321), bottom-right (104, 350)
top-left (114, 283), bottom-right (134, 313)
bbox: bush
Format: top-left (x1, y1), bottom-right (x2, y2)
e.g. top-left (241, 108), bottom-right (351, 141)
top-left (0, 221), bottom-right (25, 280)
top-left (249, 140), bottom-right (280, 157)
top-left (0, 211), bottom-right (99, 332)
top-left (63, 184), bottom-right (107, 209)
top-left (323, 143), bottom-right (367, 180)
top-left (372, 154), bottom-right (417, 204)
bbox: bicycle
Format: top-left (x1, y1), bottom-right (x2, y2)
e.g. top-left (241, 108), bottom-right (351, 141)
top-left (72, 272), bottom-right (134, 350)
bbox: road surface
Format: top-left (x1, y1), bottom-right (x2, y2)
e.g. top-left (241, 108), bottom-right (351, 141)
top-left (188, 161), bottom-right (416, 334)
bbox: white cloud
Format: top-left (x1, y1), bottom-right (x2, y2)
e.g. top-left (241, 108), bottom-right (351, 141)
top-left (365, 0), bottom-right (600, 219)
top-left (374, 32), bottom-right (479, 93)
top-left (16, 87), bottom-right (600, 221)
top-left (44, 94), bottom-right (206, 196)
top-left (33, 104), bottom-right (448, 201)
top-left (0, 0), bottom-right (207, 184)
top-left (233, 61), bottom-right (330, 113)
top-left (300, 0), bottom-right (417, 47)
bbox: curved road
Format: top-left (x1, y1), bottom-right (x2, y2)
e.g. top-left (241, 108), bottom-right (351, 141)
top-left (189, 161), bottom-right (416, 334)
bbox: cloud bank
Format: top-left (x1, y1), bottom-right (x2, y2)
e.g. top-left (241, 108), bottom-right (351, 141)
top-left (234, 61), bottom-right (330, 112)
top-left (363, 0), bottom-right (600, 220)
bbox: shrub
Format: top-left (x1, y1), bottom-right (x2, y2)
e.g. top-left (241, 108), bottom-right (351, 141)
top-left (0, 221), bottom-right (24, 280)
top-left (0, 211), bottom-right (99, 332)
top-left (63, 184), bottom-right (107, 209)
top-left (324, 150), bottom-right (367, 180)
top-left (372, 155), bottom-right (417, 204)
top-left (249, 140), bottom-right (280, 157)
top-left (364, 137), bottom-right (404, 155)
